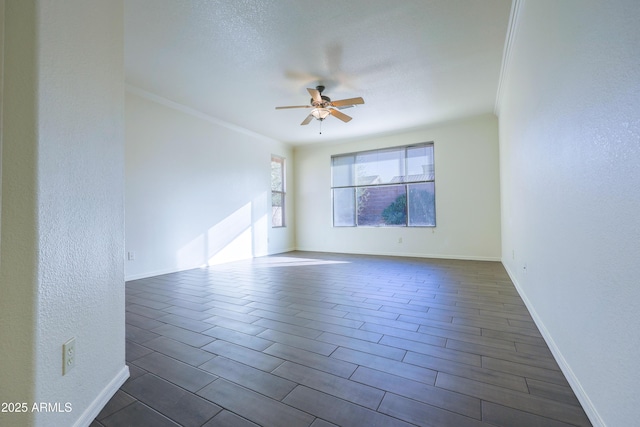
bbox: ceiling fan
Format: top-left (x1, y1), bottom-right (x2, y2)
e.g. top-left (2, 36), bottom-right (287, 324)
top-left (276, 85), bottom-right (364, 126)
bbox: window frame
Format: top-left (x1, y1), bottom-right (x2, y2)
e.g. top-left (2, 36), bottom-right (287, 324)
top-left (331, 143), bottom-right (436, 228)
top-left (271, 155), bottom-right (286, 228)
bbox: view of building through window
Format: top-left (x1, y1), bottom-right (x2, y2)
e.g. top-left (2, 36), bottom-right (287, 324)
top-left (331, 143), bottom-right (435, 227)
top-left (271, 155), bottom-right (285, 227)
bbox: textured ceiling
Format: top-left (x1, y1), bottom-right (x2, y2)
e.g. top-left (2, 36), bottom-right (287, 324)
top-left (125, 0), bottom-right (512, 145)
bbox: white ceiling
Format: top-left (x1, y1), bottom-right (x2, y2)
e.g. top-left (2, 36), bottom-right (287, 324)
top-left (125, 0), bottom-right (512, 145)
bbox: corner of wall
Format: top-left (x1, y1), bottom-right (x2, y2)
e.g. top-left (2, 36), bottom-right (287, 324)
top-left (501, 260), bottom-right (605, 427)
top-left (70, 366), bottom-right (129, 427)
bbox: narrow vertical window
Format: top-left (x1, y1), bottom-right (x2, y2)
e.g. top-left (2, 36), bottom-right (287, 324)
top-left (271, 155), bottom-right (286, 227)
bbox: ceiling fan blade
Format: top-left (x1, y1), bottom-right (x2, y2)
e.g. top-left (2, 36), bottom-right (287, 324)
top-left (329, 108), bottom-right (352, 123)
top-left (331, 97), bottom-right (364, 107)
top-left (300, 114), bottom-right (314, 125)
top-left (307, 88), bottom-right (322, 104)
top-left (275, 105), bottom-right (312, 109)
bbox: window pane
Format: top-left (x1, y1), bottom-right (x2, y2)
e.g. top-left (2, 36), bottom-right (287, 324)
top-left (272, 191), bottom-right (283, 227)
top-left (406, 145), bottom-right (434, 182)
top-left (271, 156), bottom-right (285, 227)
top-left (357, 185), bottom-right (406, 226)
top-left (331, 155), bottom-right (355, 187)
top-left (356, 148), bottom-right (403, 185)
top-left (408, 182), bottom-right (435, 226)
top-left (271, 157), bottom-right (284, 191)
top-left (333, 188), bottom-right (355, 226)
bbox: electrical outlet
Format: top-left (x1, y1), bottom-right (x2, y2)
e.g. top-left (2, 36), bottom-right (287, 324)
top-left (63, 338), bottom-right (76, 375)
top-left (127, 251), bottom-right (136, 261)
top-left (398, 237), bottom-right (402, 244)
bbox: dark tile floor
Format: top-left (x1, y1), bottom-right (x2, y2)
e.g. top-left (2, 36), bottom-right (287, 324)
top-left (91, 251), bottom-right (592, 427)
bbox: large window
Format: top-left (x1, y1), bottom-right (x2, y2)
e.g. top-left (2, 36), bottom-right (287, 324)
top-left (271, 155), bottom-right (286, 227)
top-left (331, 143), bottom-right (435, 227)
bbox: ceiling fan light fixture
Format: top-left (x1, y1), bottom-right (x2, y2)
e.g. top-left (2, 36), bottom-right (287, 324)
top-left (311, 108), bottom-right (330, 120)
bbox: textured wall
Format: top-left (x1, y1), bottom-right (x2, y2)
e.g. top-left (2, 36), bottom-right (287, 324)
top-left (125, 90), bottom-right (295, 280)
top-left (294, 114), bottom-right (501, 260)
top-left (498, 1), bottom-right (640, 425)
top-left (1, 1), bottom-right (127, 426)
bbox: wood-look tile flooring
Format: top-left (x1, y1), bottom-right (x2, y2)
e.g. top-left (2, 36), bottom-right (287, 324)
top-left (92, 251), bottom-right (592, 427)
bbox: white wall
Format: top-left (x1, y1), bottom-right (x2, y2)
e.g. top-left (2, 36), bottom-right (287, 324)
top-left (294, 114), bottom-right (501, 260)
top-left (498, 1), bottom-right (640, 425)
top-left (0, 1), bottom-right (127, 427)
top-left (125, 90), bottom-right (295, 280)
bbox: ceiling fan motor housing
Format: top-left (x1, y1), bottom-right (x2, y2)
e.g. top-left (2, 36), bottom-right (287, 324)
top-left (311, 95), bottom-right (332, 107)
top-left (310, 85), bottom-right (331, 107)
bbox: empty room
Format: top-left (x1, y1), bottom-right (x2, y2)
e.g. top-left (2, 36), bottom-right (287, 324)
top-left (1, 1), bottom-right (638, 426)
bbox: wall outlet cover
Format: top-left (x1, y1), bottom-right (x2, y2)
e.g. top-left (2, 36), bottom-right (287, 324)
top-left (63, 337), bottom-right (76, 375)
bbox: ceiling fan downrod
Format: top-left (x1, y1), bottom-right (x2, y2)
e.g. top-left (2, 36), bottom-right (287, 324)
top-left (318, 85), bottom-right (325, 134)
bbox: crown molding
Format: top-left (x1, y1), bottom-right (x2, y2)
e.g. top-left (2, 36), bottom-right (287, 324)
top-left (125, 84), bottom-right (280, 144)
top-left (494, 0), bottom-right (525, 116)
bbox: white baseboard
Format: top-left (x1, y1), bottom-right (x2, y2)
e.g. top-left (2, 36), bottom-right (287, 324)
top-left (125, 248), bottom-right (299, 281)
top-left (269, 247), bottom-right (297, 255)
top-left (73, 365), bottom-right (130, 427)
top-left (125, 265), bottom-right (193, 281)
top-left (502, 262), bottom-right (605, 427)
top-left (294, 247), bottom-right (501, 262)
